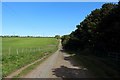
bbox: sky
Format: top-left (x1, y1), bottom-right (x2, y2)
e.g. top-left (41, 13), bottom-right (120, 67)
top-left (1, 0), bottom-right (118, 2)
top-left (2, 2), bottom-right (117, 37)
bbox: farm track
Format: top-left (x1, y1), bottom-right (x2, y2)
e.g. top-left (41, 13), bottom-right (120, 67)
top-left (23, 41), bottom-right (95, 78)
top-left (5, 55), bottom-right (47, 78)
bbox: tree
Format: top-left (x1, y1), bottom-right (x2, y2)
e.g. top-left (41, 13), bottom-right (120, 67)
top-left (55, 35), bottom-right (61, 39)
top-left (61, 2), bottom-right (118, 55)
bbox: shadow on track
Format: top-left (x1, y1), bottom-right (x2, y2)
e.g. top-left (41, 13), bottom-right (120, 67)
top-left (52, 50), bottom-right (91, 78)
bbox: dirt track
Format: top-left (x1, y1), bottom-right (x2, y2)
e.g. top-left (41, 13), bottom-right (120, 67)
top-left (23, 41), bottom-right (95, 78)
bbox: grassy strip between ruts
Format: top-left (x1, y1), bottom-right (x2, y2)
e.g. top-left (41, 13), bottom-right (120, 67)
top-left (72, 55), bottom-right (119, 78)
top-left (13, 52), bottom-right (55, 78)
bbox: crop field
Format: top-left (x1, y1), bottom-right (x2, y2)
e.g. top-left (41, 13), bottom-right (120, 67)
top-left (2, 37), bottom-right (59, 77)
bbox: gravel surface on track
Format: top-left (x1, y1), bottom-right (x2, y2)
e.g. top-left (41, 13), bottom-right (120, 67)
top-left (23, 41), bottom-right (95, 78)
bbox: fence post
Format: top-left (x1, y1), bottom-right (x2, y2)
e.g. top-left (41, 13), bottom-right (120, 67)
top-left (16, 49), bottom-right (18, 55)
top-left (34, 48), bottom-right (35, 52)
top-left (30, 48), bottom-right (31, 52)
top-left (9, 47), bottom-right (11, 55)
top-left (22, 48), bottom-right (23, 53)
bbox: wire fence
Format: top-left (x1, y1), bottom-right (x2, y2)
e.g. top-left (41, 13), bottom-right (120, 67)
top-left (7, 47), bottom-right (44, 56)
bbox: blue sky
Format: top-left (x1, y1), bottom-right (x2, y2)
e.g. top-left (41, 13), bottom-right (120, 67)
top-left (2, 2), bottom-right (117, 36)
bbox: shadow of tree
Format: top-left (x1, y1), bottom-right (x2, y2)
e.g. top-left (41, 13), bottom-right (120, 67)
top-left (64, 55), bottom-right (80, 67)
top-left (52, 66), bottom-right (89, 78)
top-left (52, 50), bottom-right (93, 78)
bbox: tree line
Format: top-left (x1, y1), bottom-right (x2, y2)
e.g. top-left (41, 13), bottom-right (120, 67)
top-left (1, 35), bottom-right (60, 39)
top-left (61, 2), bottom-right (120, 57)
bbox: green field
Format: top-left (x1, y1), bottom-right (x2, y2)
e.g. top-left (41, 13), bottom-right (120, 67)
top-left (2, 37), bottom-right (59, 77)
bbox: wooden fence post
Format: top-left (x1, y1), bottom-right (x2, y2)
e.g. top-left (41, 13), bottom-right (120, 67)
top-left (9, 47), bottom-right (11, 55)
top-left (16, 49), bottom-right (18, 55)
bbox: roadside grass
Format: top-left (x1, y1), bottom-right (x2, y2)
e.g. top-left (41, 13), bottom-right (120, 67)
top-left (0, 37), bottom-right (2, 78)
top-left (14, 51), bottom-right (54, 78)
top-left (2, 37), bottom-right (59, 77)
top-left (72, 54), bottom-right (120, 78)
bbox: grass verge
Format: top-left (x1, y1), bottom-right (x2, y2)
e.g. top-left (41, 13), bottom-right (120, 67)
top-left (13, 50), bottom-right (56, 78)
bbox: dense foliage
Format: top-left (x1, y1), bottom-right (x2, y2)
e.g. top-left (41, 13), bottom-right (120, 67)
top-left (55, 35), bottom-right (61, 39)
top-left (62, 2), bottom-right (120, 55)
